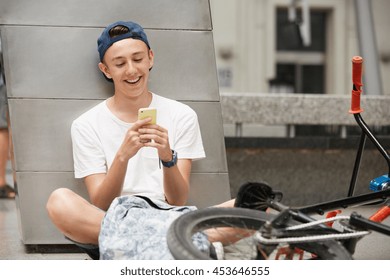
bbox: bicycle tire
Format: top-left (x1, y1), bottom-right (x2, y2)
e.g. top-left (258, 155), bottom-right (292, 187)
top-left (167, 207), bottom-right (352, 260)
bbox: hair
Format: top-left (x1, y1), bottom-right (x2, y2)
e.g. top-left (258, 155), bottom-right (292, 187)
top-left (109, 25), bottom-right (130, 38)
top-left (101, 25), bottom-right (130, 82)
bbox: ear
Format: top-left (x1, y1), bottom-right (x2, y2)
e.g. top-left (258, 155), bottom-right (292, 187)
top-left (98, 62), bottom-right (112, 79)
top-left (148, 49), bottom-right (154, 70)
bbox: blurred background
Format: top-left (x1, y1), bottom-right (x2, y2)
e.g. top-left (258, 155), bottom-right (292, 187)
top-left (211, 0), bottom-right (389, 98)
top-left (209, 0), bottom-right (390, 205)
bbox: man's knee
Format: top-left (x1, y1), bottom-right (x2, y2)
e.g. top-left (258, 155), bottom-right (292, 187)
top-left (46, 188), bottom-right (74, 220)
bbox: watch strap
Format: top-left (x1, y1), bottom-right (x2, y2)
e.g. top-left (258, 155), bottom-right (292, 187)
top-left (160, 150), bottom-right (177, 168)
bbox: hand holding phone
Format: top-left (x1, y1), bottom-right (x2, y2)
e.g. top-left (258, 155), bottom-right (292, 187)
top-left (138, 107), bottom-right (157, 125)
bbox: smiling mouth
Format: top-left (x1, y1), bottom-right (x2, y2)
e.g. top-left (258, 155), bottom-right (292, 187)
top-left (125, 77), bottom-right (141, 84)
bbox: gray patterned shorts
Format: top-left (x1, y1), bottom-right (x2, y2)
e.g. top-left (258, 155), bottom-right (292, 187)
top-left (99, 195), bottom-right (210, 260)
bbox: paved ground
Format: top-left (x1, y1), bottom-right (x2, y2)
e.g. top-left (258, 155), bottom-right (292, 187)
top-left (0, 199), bottom-right (89, 260)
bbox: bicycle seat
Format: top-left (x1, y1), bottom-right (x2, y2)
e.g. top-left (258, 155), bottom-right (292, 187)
top-left (234, 181), bottom-right (283, 211)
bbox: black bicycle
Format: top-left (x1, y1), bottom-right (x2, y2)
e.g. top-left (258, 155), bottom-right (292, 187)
top-left (167, 57), bottom-right (390, 260)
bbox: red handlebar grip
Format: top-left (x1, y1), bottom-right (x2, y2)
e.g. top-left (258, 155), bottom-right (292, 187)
top-left (349, 56), bottom-right (363, 114)
top-left (369, 205), bottom-right (390, 223)
top-left (352, 56), bottom-right (363, 88)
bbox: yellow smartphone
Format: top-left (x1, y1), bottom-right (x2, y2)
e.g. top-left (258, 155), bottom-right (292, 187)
top-left (138, 107), bottom-right (157, 125)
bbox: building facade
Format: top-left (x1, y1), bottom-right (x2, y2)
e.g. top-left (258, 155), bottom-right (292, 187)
top-left (211, 0), bottom-right (390, 96)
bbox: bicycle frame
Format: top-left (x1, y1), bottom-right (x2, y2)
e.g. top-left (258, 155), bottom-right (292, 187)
top-left (294, 57), bottom-right (390, 217)
top-left (348, 56), bottom-right (390, 196)
top-left (267, 56), bottom-right (390, 239)
top-left (296, 188), bottom-right (390, 215)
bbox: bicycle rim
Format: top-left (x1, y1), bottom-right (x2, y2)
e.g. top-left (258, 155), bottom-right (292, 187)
top-left (167, 207), bottom-right (352, 260)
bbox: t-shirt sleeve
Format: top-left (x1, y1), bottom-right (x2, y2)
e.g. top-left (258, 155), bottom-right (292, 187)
top-left (173, 106), bottom-right (206, 160)
top-left (71, 120), bottom-right (107, 178)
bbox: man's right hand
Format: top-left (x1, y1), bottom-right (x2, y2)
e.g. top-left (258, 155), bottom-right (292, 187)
top-left (117, 117), bottom-right (152, 161)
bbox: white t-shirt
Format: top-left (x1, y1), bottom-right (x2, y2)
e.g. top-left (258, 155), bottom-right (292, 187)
top-left (71, 93), bottom-right (206, 202)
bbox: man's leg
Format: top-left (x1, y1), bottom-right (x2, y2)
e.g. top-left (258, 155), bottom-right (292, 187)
top-left (207, 182), bottom-right (276, 245)
top-left (0, 128), bottom-right (9, 187)
top-left (0, 91), bottom-right (15, 198)
top-left (214, 199), bottom-right (235, 208)
top-left (46, 188), bottom-right (105, 244)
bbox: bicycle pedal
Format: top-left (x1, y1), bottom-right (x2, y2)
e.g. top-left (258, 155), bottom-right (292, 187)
top-left (370, 175), bottom-right (390, 192)
top-left (325, 210), bottom-right (342, 227)
top-left (275, 246), bottom-right (314, 260)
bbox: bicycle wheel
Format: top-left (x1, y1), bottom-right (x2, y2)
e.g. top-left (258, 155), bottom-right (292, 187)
top-left (167, 207), bottom-right (352, 260)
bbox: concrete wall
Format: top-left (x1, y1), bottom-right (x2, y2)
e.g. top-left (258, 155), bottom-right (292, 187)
top-left (221, 93), bottom-right (390, 206)
top-left (226, 147), bottom-right (387, 207)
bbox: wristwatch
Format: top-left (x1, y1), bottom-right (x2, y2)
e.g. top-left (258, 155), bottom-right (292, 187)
top-left (161, 150), bottom-right (178, 168)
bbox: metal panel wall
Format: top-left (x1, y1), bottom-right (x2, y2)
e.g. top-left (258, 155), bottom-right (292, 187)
top-left (2, 26), bottom-right (219, 101)
top-left (16, 172), bottom-right (230, 244)
top-left (1, 0), bottom-right (230, 245)
top-left (8, 99), bottom-right (227, 173)
top-left (0, 0), bottom-right (212, 30)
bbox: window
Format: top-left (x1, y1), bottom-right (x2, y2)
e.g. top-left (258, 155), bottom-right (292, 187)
top-left (270, 8), bottom-right (327, 95)
top-left (271, 8), bottom-right (332, 137)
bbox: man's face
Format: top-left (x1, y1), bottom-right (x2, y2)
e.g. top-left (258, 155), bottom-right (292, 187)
top-left (99, 38), bottom-right (154, 98)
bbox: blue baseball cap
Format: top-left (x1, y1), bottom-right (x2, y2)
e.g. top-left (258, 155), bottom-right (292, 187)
top-left (97, 21), bottom-right (151, 62)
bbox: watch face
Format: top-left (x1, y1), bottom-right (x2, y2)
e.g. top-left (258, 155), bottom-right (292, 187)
top-left (162, 150), bottom-right (177, 168)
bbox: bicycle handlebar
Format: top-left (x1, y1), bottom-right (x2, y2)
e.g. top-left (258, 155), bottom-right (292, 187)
top-left (349, 56), bottom-right (363, 114)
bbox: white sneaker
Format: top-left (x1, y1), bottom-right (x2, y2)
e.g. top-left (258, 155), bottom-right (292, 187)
top-left (212, 242), bottom-right (225, 260)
